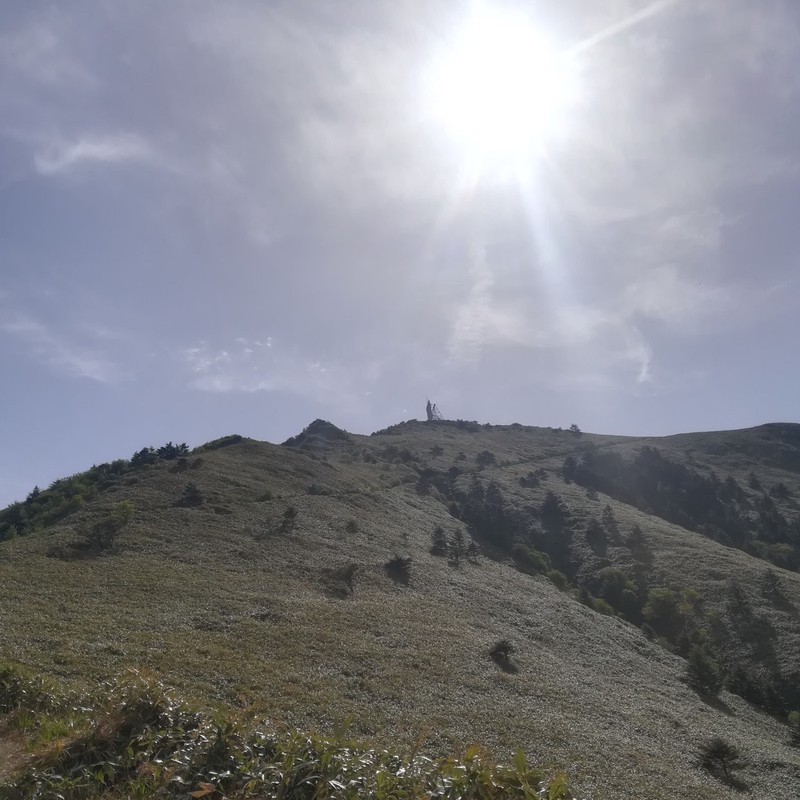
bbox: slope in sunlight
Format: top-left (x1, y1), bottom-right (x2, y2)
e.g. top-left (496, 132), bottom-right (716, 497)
top-left (1, 419), bottom-right (800, 798)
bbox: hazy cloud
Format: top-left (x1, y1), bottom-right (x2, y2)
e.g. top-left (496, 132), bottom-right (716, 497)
top-left (0, 311), bottom-right (125, 384)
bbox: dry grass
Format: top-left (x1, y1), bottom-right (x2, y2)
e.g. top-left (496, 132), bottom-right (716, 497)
top-left (1, 421), bottom-right (800, 798)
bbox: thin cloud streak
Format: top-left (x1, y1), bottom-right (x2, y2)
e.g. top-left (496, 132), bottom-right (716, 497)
top-left (34, 133), bottom-right (153, 175)
top-left (570, 0), bottom-right (685, 55)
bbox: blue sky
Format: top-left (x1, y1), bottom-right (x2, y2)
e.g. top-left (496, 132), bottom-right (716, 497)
top-left (2, 0), bottom-right (800, 507)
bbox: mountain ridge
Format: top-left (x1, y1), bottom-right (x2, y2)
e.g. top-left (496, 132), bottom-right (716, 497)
top-left (2, 418), bottom-right (800, 798)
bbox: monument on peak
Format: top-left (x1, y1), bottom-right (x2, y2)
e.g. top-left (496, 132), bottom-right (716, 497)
top-left (426, 398), bottom-right (444, 422)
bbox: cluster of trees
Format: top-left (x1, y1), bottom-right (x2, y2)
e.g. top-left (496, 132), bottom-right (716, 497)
top-left (0, 466), bottom-right (124, 540)
top-left (582, 563), bottom-right (800, 718)
top-left (445, 471), bottom-right (800, 725)
top-left (446, 480), bottom-right (571, 587)
top-left (563, 446), bottom-right (800, 570)
top-left (131, 442), bottom-right (190, 467)
top-left (0, 441), bottom-right (192, 541)
top-left (430, 526), bottom-right (479, 565)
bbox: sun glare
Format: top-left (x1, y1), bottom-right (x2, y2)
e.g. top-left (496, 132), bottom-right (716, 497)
top-left (427, 6), bottom-right (578, 174)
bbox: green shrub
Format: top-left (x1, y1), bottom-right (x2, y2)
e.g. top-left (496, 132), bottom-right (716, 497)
top-left (643, 587), bottom-right (682, 640)
top-left (511, 543), bottom-right (551, 575)
top-left (589, 568), bottom-right (643, 623)
top-left (684, 645), bottom-right (722, 696)
top-left (547, 569), bottom-right (569, 590)
top-left (591, 597), bottom-right (615, 616)
top-left (176, 483), bottom-right (204, 508)
top-left (85, 501), bottom-right (133, 550)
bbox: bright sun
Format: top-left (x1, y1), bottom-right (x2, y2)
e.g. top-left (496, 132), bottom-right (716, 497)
top-left (427, 6), bottom-right (578, 173)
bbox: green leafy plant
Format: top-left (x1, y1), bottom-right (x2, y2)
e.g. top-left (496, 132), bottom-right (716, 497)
top-left (1, 667), bottom-right (575, 800)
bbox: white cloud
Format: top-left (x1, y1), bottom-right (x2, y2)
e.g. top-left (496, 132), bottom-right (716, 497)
top-left (34, 133), bottom-right (153, 175)
top-left (180, 338), bottom-right (363, 410)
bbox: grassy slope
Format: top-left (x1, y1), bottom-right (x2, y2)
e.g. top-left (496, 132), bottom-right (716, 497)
top-left (1, 421), bottom-right (800, 798)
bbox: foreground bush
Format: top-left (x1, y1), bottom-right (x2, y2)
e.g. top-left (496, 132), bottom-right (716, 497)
top-left (0, 666), bottom-right (575, 800)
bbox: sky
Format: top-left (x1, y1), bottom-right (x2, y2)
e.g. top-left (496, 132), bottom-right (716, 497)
top-left (2, 0), bottom-right (800, 507)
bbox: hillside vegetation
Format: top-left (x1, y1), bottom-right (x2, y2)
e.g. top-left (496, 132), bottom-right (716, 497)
top-left (2, 419), bottom-right (800, 798)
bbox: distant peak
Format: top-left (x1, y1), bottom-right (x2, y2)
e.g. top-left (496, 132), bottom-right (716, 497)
top-left (282, 419), bottom-right (351, 448)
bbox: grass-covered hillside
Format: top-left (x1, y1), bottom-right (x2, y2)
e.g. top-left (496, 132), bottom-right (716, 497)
top-left (2, 419), bottom-right (800, 798)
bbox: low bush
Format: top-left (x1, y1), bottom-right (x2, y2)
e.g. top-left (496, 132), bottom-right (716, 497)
top-left (385, 554), bottom-right (412, 586)
top-left (591, 597), bottom-right (615, 616)
top-left (176, 483), bottom-right (204, 508)
top-left (327, 563), bottom-right (359, 597)
top-left (489, 639), bottom-right (518, 673)
top-left (547, 569), bottom-right (569, 590)
top-left (699, 737), bottom-right (743, 784)
top-left (280, 506), bottom-right (298, 532)
top-left (476, 450), bottom-right (496, 467)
